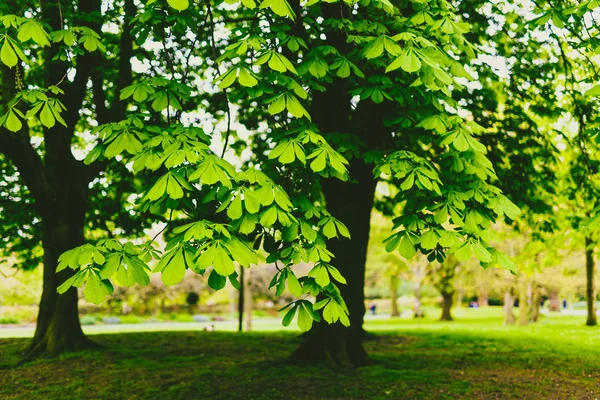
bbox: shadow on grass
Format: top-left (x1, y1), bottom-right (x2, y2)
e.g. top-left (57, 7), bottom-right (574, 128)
top-left (1, 322), bottom-right (599, 400)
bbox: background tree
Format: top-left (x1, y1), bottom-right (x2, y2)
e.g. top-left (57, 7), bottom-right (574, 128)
top-left (428, 255), bottom-right (460, 321)
top-left (0, 0), bottom-right (147, 357)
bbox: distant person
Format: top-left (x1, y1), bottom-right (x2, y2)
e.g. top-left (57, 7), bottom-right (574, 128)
top-left (369, 303), bottom-right (377, 315)
top-left (563, 299), bottom-right (567, 309)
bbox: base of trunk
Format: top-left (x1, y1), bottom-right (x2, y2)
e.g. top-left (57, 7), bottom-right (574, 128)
top-left (586, 316), bottom-right (598, 327)
top-left (22, 288), bottom-right (93, 362)
top-left (440, 293), bottom-right (453, 321)
top-left (22, 328), bottom-right (95, 362)
top-left (290, 322), bottom-right (369, 368)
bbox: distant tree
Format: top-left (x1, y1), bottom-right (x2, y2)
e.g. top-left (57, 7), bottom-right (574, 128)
top-left (428, 255), bottom-right (460, 321)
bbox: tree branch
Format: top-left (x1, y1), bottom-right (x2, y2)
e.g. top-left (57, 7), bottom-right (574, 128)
top-left (0, 128), bottom-right (53, 215)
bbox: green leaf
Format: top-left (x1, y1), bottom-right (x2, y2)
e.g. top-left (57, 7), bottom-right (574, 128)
top-left (212, 245), bottom-right (235, 276)
top-left (208, 268), bottom-right (227, 290)
top-left (167, 0), bottom-right (189, 10)
top-left (287, 270), bottom-right (302, 297)
top-left (386, 49), bottom-right (421, 73)
top-left (1, 38), bottom-right (18, 68)
top-left (57, 273), bottom-right (80, 294)
top-left (259, 0), bottom-right (296, 19)
top-left (238, 68), bottom-right (258, 87)
top-left (147, 175), bottom-right (168, 201)
top-left (161, 250), bottom-right (186, 286)
top-left (300, 222), bottom-right (317, 241)
top-left (297, 305), bottom-right (312, 332)
top-left (5, 109), bottom-right (22, 132)
top-left (282, 304), bottom-right (297, 326)
top-left (454, 243), bottom-right (473, 261)
top-left (84, 272), bottom-right (110, 304)
top-left (585, 85), bottom-right (600, 97)
top-left (420, 230), bottom-right (438, 250)
top-left (398, 235), bottom-right (416, 258)
top-left (473, 243), bottom-right (492, 263)
top-left (326, 265), bottom-right (346, 284)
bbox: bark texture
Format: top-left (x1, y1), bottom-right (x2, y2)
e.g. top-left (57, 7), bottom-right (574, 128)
top-left (585, 237), bottom-right (597, 326)
top-left (440, 292), bottom-right (454, 321)
top-left (548, 290), bottom-right (561, 312)
top-left (389, 275), bottom-right (400, 317)
top-left (503, 290), bottom-right (516, 325)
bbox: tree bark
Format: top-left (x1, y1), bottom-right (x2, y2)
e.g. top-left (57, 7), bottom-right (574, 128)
top-left (238, 266), bottom-right (244, 332)
top-left (413, 280), bottom-right (424, 318)
top-left (548, 290), bottom-right (561, 312)
top-left (25, 195), bottom-right (93, 358)
top-left (290, 156), bottom-right (377, 367)
top-left (529, 285), bottom-right (541, 323)
top-left (244, 269), bottom-right (252, 332)
top-left (585, 236), bottom-right (597, 326)
top-left (389, 275), bottom-right (399, 317)
top-left (440, 291), bottom-right (454, 321)
top-left (504, 290), bottom-right (515, 325)
top-left (518, 275), bottom-right (529, 326)
top-left (477, 290), bottom-right (489, 307)
top-left (289, 3), bottom-right (389, 367)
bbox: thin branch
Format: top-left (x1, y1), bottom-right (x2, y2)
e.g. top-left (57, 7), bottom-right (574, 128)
top-left (206, 2), bottom-right (233, 158)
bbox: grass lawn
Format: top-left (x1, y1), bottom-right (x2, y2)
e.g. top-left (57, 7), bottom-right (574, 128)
top-left (1, 308), bottom-right (599, 399)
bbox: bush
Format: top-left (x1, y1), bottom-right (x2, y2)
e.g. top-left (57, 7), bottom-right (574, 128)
top-left (80, 316), bottom-right (97, 325)
top-left (0, 316), bottom-right (20, 324)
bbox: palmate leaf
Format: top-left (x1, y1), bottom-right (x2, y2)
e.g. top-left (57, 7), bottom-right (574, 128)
top-left (83, 271), bottom-right (114, 304)
top-left (259, 0), bottom-right (296, 19)
top-left (167, 0), bottom-right (189, 11)
top-left (386, 49), bottom-right (422, 73)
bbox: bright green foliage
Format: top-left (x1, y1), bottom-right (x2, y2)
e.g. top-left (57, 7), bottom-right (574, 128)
top-left (1, 0), bottom-right (522, 332)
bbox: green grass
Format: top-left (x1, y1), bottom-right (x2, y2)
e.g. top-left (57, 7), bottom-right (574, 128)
top-left (1, 308), bottom-right (599, 399)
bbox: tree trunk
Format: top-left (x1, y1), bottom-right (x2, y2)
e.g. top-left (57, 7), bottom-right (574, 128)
top-left (25, 210), bottom-right (92, 359)
top-left (291, 156), bottom-right (377, 367)
top-left (477, 290), bottom-right (489, 307)
top-left (244, 268), bottom-right (252, 332)
top-left (548, 290), bottom-right (561, 312)
top-left (518, 275), bottom-right (529, 326)
top-left (289, 2), bottom-right (386, 366)
top-left (389, 275), bottom-right (399, 317)
top-left (238, 266), bottom-right (244, 332)
top-left (504, 290), bottom-right (515, 325)
top-left (585, 237), bottom-right (597, 326)
top-left (529, 285), bottom-right (541, 323)
top-left (440, 291), bottom-right (454, 321)
top-left (413, 280), bottom-right (424, 318)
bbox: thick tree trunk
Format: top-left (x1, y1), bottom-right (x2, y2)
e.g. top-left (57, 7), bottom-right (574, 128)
top-left (585, 237), bottom-right (597, 326)
top-left (413, 280), bottom-right (424, 318)
top-left (25, 211), bottom-right (92, 359)
top-left (504, 290), bottom-right (515, 325)
top-left (289, 3), bottom-right (388, 367)
top-left (389, 276), bottom-right (399, 317)
top-left (548, 290), bottom-right (561, 312)
top-left (291, 157), bottom-right (377, 367)
top-left (440, 291), bottom-right (454, 321)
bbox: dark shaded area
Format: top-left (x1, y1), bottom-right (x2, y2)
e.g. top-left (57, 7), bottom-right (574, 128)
top-left (1, 329), bottom-right (600, 399)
